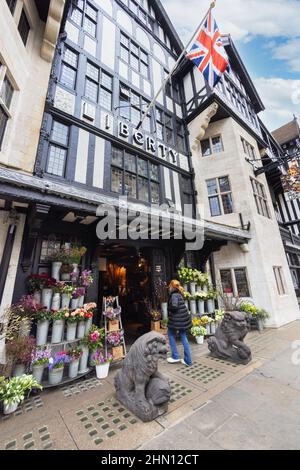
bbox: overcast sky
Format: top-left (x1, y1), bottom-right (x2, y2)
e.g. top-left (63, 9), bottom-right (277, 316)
top-left (162, 0), bottom-right (300, 131)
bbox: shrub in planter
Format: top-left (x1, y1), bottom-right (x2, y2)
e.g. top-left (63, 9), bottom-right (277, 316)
top-left (0, 375), bottom-right (42, 415)
top-left (90, 350), bottom-right (113, 379)
top-left (6, 336), bottom-right (36, 377)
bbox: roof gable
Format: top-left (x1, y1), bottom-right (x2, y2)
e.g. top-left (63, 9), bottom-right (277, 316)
top-left (272, 118), bottom-right (300, 145)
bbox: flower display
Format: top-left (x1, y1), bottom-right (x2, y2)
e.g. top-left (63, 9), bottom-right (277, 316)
top-left (194, 291), bottom-right (208, 301)
top-left (6, 336), bottom-right (36, 365)
top-left (63, 310), bottom-right (78, 323)
top-left (106, 330), bottom-right (124, 347)
top-left (198, 315), bottom-right (211, 326)
top-left (81, 325), bottom-right (104, 351)
top-left (80, 270), bottom-right (94, 289)
top-left (90, 350), bottom-right (113, 366)
top-left (215, 309), bottom-right (225, 322)
top-left (48, 351), bottom-right (70, 369)
top-left (12, 295), bottom-right (44, 319)
top-left (31, 347), bottom-right (52, 366)
top-left (103, 306), bottom-right (121, 320)
top-left (0, 375), bottom-right (42, 407)
top-left (61, 285), bottom-right (75, 297)
top-left (238, 302), bottom-right (270, 320)
top-left (67, 346), bottom-right (83, 361)
top-left (191, 325), bottom-right (206, 337)
top-left (26, 273), bottom-right (56, 293)
top-left (51, 309), bottom-right (68, 321)
top-left (84, 302), bottom-right (97, 311)
top-left (150, 310), bottom-right (161, 322)
top-left (72, 287), bottom-right (85, 299)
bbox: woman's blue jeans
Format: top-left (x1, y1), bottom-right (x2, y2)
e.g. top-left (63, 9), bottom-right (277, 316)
top-left (168, 328), bottom-right (192, 365)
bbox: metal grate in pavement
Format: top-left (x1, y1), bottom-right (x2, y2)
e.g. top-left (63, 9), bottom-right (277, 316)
top-left (62, 377), bottom-right (102, 397)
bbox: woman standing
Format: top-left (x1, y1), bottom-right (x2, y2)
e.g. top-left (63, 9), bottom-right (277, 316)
top-left (167, 279), bottom-right (192, 366)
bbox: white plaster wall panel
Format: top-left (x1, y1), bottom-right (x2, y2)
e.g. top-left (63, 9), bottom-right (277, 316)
top-left (94, 0), bottom-right (112, 16)
top-left (153, 43), bottom-right (166, 65)
top-left (101, 17), bottom-right (116, 70)
top-left (179, 154), bottom-right (189, 171)
top-left (279, 194), bottom-right (289, 222)
top-left (158, 25), bottom-right (164, 42)
top-left (163, 167), bottom-right (172, 200)
top-left (119, 62), bottom-right (128, 80)
top-left (193, 66), bottom-right (206, 93)
top-left (54, 87), bottom-right (75, 115)
top-left (136, 28), bottom-right (150, 51)
top-left (93, 136), bottom-right (105, 189)
top-left (84, 35), bottom-right (97, 57)
top-left (116, 9), bottom-right (132, 35)
top-left (143, 79), bottom-right (151, 96)
top-left (152, 59), bottom-right (164, 105)
top-left (65, 21), bottom-right (79, 44)
top-left (0, 214), bottom-right (25, 315)
top-left (183, 72), bottom-right (194, 103)
top-left (175, 103), bottom-right (183, 118)
top-left (166, 96), bottom-right (173, 113)
top-left (131, 70), bottom-right (140, 88)
top-left (172, 171), bottom-right (182, 212)
top-left (74, 129), bottom-right (90, 184)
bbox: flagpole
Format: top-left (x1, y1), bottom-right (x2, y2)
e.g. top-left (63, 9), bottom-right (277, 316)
top-left (136, 1), bottom-right (216, 130)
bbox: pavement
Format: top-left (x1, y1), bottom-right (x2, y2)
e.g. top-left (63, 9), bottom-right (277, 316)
top-left (1, 321), bottom-right (300, 450)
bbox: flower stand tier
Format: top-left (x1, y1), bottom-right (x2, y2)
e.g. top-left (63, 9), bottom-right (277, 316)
top-left (102, 296), bottom-right (127, 363)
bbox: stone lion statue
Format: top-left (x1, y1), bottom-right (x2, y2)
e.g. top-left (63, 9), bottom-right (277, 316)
top-left (114, 331), bottom-right (171, 422)
top-left (207, 311), bottom-right (252, 364)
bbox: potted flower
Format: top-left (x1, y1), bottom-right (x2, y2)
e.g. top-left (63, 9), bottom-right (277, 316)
top-left (215, 309), bottom-right (225, 326)
top-left (150, 310), bottom-right (161, 331)
top-left (191, 325), bottom-right (206, 344)
top-left (83, 302), bottom-right (96, 334)
top-left (40, 275), bottom-right (56, 311)
top-left (51, 282), bottom-right (64, 311)
top-left (49, 250), bottom-right (68, 281)
top-left (11, 295), bottom-right (41, 337)
top-left (48, 351), bottom-right (70, 385)
top-left (67, 346), bottom-right (83, 378)
top-left (64, 310), bottom-right (79, 341)
top-left (238, 302), bottom-right (269, 331)
top-left (30, 346), bottom-right (52, 383)
top-left (103, 306), bottom-right (121, 332)
top-left (183, 291), bottom-right (191, 309)
top-left (199, 315), bottom-right (212, 335)
top-left (189, 295), bottom-right (197, 315)
top-left (61, 284), bottom-right (75, 309)
top-left (106, 330), bottom-right (124, 360)
top-left (73, 308), bottom-right (86, 339)
top-left (60, 263), bottom-right (73, 282)
top-left (79, 270), bottom-right (94, 290)
top-left (26, 273), bottom-right (52, 304)
top-left (206, 287), bottom-right (218, 314)
top-left (154, 278), bottom-right (168, 320)
top-left (69, 246), bottom-right (87, 276)
top-left (90, 350), bottom-right (112, 379)
top-left (33, 309), bottom-right (51, 346)
top-left (51, 309), bottom-right (67, 343)
top-left (194, 291), bottom-right (207, 315)
top-left (70, 288), bottom-right (82, 310)
top-left (195, 271), bottom-right (209, 289)
top-left (75, 287), bottom-right (86, 308)
top-left (0, 375), bottom-right (42, 415)
top-left (80, 325), bottom-right (104, 368)
top-left (6, 336), bottom-right (36, 377)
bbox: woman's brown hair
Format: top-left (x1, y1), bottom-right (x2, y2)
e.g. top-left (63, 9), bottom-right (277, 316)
top-left (168, 279), bottom-right (184, 296)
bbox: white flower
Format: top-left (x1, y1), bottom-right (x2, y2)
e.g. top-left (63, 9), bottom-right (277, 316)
top-left (49, 358), bottom-right (54, 364)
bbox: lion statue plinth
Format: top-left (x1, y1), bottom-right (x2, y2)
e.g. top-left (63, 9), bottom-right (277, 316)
top-left (207, 311), bottom-right (252, 365)
top-left (114, 331), bottom-right (171, 422)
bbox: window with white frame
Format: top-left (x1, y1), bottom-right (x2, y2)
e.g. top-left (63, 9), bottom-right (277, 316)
top-left (220, 268), bottom-right (250, 297)
top-left (18, 9), bottom-right (30, 46)
top-left (60, 47), bottom-right (78, 90)
top-left (6, 0), bottom-right (17, 14)
top-left (200, 136), bottom-right (223, 156)
top-left (119, 84), bottom-right (151, 132)
top-left (0, 67), bottom-right (14, 150)
top-left (84, 61), bottom-right (113, 110)
top-left (46, 120), bottom-right (70, 177)
top-left (69, 0), bottom-right (97, 37)
top-left (241, 137), bottom-right (255, 160)
top-left (251, 177), bottom-right (271, 218)
top-left (273, 266), bottom-right (286, 295)
top-left (206, 176), bottom-right (233, 216)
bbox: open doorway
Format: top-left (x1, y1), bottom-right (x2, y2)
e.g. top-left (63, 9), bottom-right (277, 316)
top-left (98, 244), bottom-right (153, 343)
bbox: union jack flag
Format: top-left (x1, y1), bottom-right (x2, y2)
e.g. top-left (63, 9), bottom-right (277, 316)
top-left (186, 11), bottom-right (229, 89)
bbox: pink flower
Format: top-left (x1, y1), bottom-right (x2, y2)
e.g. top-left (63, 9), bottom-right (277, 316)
top-left (71, 311), bottom-right (76, 317)
top-left (90, 331), bottom-right (99, 342)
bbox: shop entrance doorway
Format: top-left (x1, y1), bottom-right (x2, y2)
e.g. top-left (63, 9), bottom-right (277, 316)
top-left (98, 244), bottom-right (153, 343)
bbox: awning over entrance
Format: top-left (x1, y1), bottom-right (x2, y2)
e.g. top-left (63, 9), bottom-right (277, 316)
top-left (0, 167), bottom-right (251, 245)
